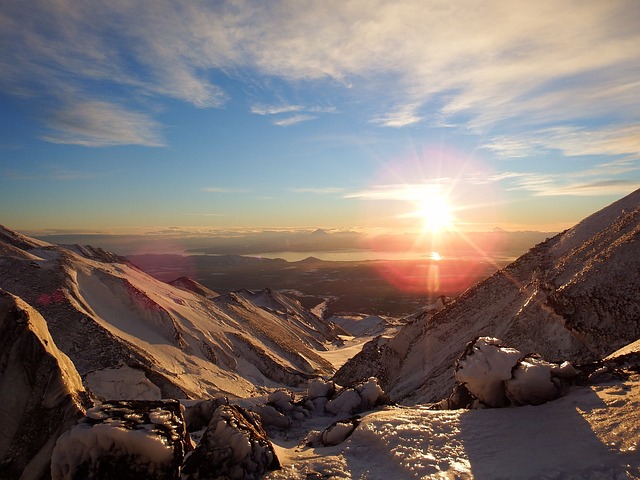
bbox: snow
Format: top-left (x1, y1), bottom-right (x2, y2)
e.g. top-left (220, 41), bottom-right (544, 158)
top-left (266, 377), bottom-right (640, 479)
top-left (326, 390), bottom-right (362, 417)
top-left (315, 334), bottom-right (375, 370)
top-left (504, 357), bottom-right (559, 406)
top-left (51, 421), bottom-right (173, 478)
top-left (84, 365), bottom-right (162, 401)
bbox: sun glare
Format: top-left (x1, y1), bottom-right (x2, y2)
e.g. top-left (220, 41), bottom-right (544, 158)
top-left (412, 189), bottom-right (455, 233)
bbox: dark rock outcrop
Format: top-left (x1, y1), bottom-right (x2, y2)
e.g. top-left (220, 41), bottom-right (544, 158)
top-left (0, 290), bottom-right (88, 480)
top-left (182, 404), bottom-right (280, 480)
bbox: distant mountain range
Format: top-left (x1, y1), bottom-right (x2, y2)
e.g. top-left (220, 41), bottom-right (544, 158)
top-left (335, 188), bottom-right (640, 404)
top-left (32, 227), bottom-right (555, 259)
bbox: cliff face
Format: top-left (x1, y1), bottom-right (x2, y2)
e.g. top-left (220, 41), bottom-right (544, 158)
top-left (336, 188), bottom-right (640, 405)
top-left (0, 290), bottom-right (88, 480)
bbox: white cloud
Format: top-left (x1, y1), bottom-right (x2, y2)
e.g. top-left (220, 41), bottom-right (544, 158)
top-left (41, 101), bottom-right (164, 147)
top-left (484, 124), bottom-right (640, 160)
top-left (345, 183), bottom-right (449, 201)
top-left (272, 114), bottom-right (315, 126)
top-left (2, 0), bottom-right (640, 149)
top-left (251, 104), bottom-right (303, 115)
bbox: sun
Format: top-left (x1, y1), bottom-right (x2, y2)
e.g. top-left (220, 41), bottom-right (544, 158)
top-left (411, 189), bottom-right (455, 233)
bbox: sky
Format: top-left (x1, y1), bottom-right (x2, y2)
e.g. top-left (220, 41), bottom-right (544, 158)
top-left (1, 0), bottom-right (639, 236)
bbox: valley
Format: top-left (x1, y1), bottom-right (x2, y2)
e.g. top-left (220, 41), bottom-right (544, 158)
top-left (126, 253), bottom-right (509, 318)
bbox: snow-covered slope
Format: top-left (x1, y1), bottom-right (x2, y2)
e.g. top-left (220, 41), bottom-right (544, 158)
top-left (0, 226), bottom-right (342, 400)
top-left (336, 188), bottom-right (640, 404)
top-left (266, 376), bottom-right (640, 479)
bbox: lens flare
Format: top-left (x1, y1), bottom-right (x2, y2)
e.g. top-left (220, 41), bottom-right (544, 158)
top-left (359, 144), bottom-right (506, 296)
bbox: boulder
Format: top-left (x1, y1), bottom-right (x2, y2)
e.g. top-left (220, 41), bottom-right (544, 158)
top-left (182, 404), bottom-right (280, 480)
top-left (51, 400), bottom-right (190, 480)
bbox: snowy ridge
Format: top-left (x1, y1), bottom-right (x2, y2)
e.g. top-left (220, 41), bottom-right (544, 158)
top-left (336, 188), bottom-right (640, 404)
top-left (0, 227), bottom-right (342, 400)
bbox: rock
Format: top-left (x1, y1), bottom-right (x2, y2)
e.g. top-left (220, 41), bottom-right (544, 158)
top-left (320, 417), bottom-right (360, 446)
top-left (434, 383), bottom-right (475, 410)
top-left (455, 337), bottom-right (521, 408)
top-left (326, 390), bottom-right (362, 416)
top-left (0, 290), bottom-right (88, 480)
top-left (183, 396), bottom-right (229, 432)
top-left (182, 404), bottom-right (280, 480)
top-left (51, 400), bottom-right (190, 480)
top-left (504, 357), bottom-right (560, 406)
top-left (325, 378), bottom-right (386, 417)
top-left (251, 404), bottom-right (291, 430)
top-left (307, 379), bottom-right (335, 400)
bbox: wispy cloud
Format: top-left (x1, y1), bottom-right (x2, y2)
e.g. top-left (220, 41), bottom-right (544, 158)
top-left (272, 114), bottom-right (316, 126)
top-left (250, 103), bottom-right (336, 126)
top-left (490, 168), bottom-right (640, 197)
top-left (484, 124), bottom-right (640, 160)
top-left (1, 0), bottom-right (639, 151)
top-left (371, 107), bottom-right (422, 128)
top-left (251, 104), bottom-right (303, 115)
top-left (4, 165), bottom-right (99, 181)
top-left (41, 101), bottom-right (165, 147)
top-left (345, 183), bottom-right (449, 201)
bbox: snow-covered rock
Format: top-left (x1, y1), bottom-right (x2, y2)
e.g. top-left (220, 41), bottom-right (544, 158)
top-left (307, 378), bottom-right (335, 400)
top-left (51, 400), bottom-right (190, 480)
top-left (505, 357), bottom-right (560, 406)
top-left (183, 396), bottom-right (229, 433)
top-left (320, 417), bottom-right (361, 447)
top-left (0, 290), bottom-right (88, 480)
top-left (337, 188), bottom-right (640, 404)
top-left (452, 337), bottom-right (571, 408)
top-left (455, 337), bottom-right (522, 407)
top-left (182, 404), bottom-right (280, 480)
top-left (326, 378), bottom-right (386, 417)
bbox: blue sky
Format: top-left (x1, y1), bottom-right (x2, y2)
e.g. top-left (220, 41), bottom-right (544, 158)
top-left (1, 0), bottom-right (639, 235)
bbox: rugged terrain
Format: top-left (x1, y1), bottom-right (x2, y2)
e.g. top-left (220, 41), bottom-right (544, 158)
top-left (0, 226), bottom-right (345, 400)
top-left (336, 188), bottom-right (640, 404)
top-left (1, 188), bottom-right (639, 478)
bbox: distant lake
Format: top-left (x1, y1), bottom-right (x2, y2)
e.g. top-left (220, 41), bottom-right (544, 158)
top-left (248, 250), bottom-right (516, 263)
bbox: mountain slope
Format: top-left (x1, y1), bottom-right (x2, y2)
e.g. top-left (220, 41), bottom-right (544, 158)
top-left (0, 290), bottom-right (88, 479)
top-left (0, 226), bottom-right (342, 400)
top-left (335, 188), bottom-right (640, 404)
